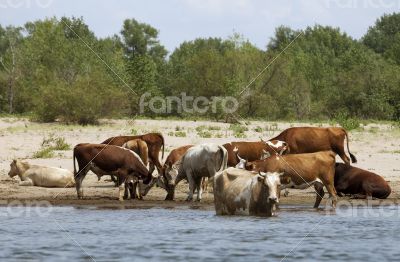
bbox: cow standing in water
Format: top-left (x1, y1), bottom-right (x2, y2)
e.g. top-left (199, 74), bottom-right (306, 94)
top-left (214, 167), bottom-right (282, 217)
top-left (73, 143), bottom-right (149, 201)
top-left (270, 127), bottom-right (357, 165)
top-left (335, 163), bottom-right (391, 199)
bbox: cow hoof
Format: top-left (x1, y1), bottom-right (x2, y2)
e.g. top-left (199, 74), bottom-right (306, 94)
top-left (119, 198), bottom-right (124, 202)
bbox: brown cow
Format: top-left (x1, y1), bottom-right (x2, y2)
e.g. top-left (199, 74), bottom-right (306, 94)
top-left (245, 151), bottom-right (337, 208)
top-left (101, 133), bottom-right (164, 175)
top-left (335, 163), bottom-right (391, 199)
top-left (73, 143), bottom-right (149, 201)
top-left (223, 140), bottom-right (289, 167)
top-left (270, 127), bottom-right (356, 165)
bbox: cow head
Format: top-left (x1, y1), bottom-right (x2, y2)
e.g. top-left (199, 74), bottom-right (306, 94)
top-left (164, 162), bottom-right (180, 187)
top-left (257, 171), bottom-right (282, 204)
top-left (8, 159), bottom-right (20, 178)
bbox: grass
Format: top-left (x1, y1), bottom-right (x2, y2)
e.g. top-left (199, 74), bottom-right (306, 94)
top-left (253, 126), bottom-right (263, 133)
top-left (32, 147), bottom-right (55, 158)
top-left (41, 134), bottom-right (71, 150)
top-left (229, 124), bottom-right (248, 138)
top-left (197, 131), bottom-right (212, 138)
top-left (168, 131), bottom-right (187, 137)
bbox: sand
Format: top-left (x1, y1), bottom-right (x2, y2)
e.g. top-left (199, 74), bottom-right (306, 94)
top-left (0, 117), bottom-right (399, 208)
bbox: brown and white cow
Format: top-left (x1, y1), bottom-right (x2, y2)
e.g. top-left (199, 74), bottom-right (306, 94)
top-left (270, 127), bottom-right (356, 165)
top-left (73, 143), bottom-right (149, 201)
top-left (335, 163), bottom-right (391, 199)
top-left (214, 167), bottom-right (282, 217)
top-left (223, 140), bottom-right (289, 167)
top-left (245, 151), bottom-right (337, 208)
top-left (101, 133), bottom-right (164, 175)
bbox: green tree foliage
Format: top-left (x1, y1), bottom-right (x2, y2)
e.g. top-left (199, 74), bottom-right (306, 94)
top-left (363, 12), bottom-right (400, 64)
top-left (0, 13), bottom-right (399, 123)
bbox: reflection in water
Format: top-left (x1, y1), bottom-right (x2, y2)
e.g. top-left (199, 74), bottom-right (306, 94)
top-left (0, 206), bottom-right (399, 261)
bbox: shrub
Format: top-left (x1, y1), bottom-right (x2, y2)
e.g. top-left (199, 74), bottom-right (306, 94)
top-left (254, 126), bottom-right (263, 133)
top-left (41, 134), bottom-right (71, 150)
top-left (32, 147), bottom-right (54, 158)
top-left (229, 124), bottom-right (248, 138)
top-left (335, 112), bottom-right (360, 131)
top-left (198, 131), bottom-right (212, 138)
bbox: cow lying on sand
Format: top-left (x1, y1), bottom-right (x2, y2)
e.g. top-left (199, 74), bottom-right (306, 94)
top-left (8, 160), bottom-right (75, 187)
top-left (270, 127), bottom-right (357, 165)
top-left (73, 143), bottom-right (149, 201)
top-left (244, 151), bottom-right (337, 208)
top-left (214, 167), bottom-right (282, 217)
top-left (335, 163), bottom-right (391, 199)
top-left (223, 140), bottom-right (289, 167)
top-left (166, 143), bottom-right (228, 201)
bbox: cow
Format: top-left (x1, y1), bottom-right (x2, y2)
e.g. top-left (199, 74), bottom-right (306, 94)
top-left (269, 127), bottom-right (357, 165)
top-left (8, 160), bottom-right (75, 188)
top-left (73, 143), bottom-right (149, 201)
top-left (166, 143), bottom-right (228, 201)
top-left (335, 163), bottom-right (391, 199)
top-left (223, 140), bottom-right (289, 167)
top-left (101, 133), bottom-right (164, 175)
top-left (214, 167), bottom-right (282, 217)
top-left (244, 151), bottom-right (337, 208)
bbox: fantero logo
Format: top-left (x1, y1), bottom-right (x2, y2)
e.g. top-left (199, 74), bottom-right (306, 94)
top-left (139, 92), bottom-right (239, 115)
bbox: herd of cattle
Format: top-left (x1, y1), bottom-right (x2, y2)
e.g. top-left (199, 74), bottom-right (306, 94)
top-left (8, 126), bottom-right (392, 216)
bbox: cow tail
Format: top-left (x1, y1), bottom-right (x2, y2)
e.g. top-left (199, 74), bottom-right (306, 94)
top-left (344, 128), bottom-right (357, 163)
top-left (73, 146), bottom-right (77, 178)
top-left (218, 145), bottom-right (228, 173)
top-left (159, 133), bottom-right (165, 159)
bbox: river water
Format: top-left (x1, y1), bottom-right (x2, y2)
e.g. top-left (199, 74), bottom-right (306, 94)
top-left (1, 205), bottom-right (399, 261)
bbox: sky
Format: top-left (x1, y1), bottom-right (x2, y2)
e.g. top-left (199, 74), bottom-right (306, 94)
top-left (0, 0), bottom-right (399, 52)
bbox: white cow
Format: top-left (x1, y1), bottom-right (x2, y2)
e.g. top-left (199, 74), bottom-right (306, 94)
top-left (214, 167), bottom-right (282, 217)
top-left (8, 160), bottom-right (75, 187)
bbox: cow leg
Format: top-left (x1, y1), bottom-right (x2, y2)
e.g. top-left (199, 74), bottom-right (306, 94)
top-left (19, 179), bottom-right (34, 186)
top-left (335, 146), bottom-right (351, 166)
top-left (186, 171), bottom-right (195, 201)
top-left (324, 182), bottom-right (337, 209)
top-left (196, 177), bottom-right (203, 202)
top-left (124, 182), bottom-right (131, 200)
top-left (118, 182), bottom-right (125, 201)
top-left (75, 166), bottom-right (89, 199)
top-left (313, 182), bottom-right (325, 208)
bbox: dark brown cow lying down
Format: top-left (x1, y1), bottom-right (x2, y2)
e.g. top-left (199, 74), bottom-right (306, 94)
top-left (270, 127), bottom-right (357, 165)
top-left (223, 140), bottom-right (289, 167)
top-left (245, 151), bottom-right (337, 208)
top-left (335, 163), bottom-right (391, 199)
top-left (102, 133), bottom-right (164, 175)
top-left (73, 143), bottom-right (149, 201)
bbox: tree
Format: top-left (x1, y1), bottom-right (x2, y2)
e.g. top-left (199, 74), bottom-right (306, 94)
top-left (363, 12), bottom-right (400, 64)
top-left (0, 26), bottom-right (22, 113)
top-left (120, 18), bottom-right (167, 114)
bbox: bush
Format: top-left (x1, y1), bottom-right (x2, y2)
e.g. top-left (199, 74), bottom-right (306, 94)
top-left (41, 134), bottom-right (71, 150)
top-left (32, 147), bottom-right (54, 158)
top-left (335, 112), bottom-right (360, 131)
top-left (198, 131), bottom-right (212, 138)
top-left (254, 126), bottom-right (263, 133)
top-left (229, 124), bottom-right (248, 138)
